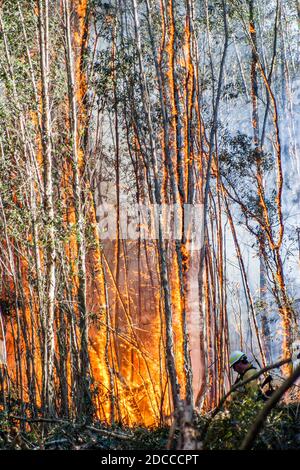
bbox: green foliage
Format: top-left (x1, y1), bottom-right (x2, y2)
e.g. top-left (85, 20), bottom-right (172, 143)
top-left (219, 130), bottom-right (279, 238)
top-left (0, 0), bottom-right (38, 105)
top-left (202, 399), bottom-right (300, 450)
top-left (220, 131), bottom-right (274, 181)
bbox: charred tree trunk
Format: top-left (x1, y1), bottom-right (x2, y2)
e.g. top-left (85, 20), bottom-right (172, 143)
top-left (63, 0), bottom-right (92, 418)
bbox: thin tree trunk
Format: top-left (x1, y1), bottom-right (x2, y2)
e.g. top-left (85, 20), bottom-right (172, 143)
top-left (38, 0), bottom-right (56, 417)
top-left (63, 0), bottom-right (92, 417)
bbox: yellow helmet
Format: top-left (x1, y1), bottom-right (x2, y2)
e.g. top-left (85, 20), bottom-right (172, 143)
top-left (229, 350), bottom-right (247, 367)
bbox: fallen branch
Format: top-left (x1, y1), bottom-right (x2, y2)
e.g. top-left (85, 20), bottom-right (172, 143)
top-left (9, 415), bottom-right (133, 441)
top-left (86, 425), bottom-right (134, 441)
top-left (10, 415), bottom-right (69, 425)
top-left (45, 438), bottom-right (70, 447)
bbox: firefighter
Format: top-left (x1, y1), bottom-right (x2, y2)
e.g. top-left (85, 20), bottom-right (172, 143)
top-left (229, 350), bottom-right (258, 397)
top-left (229, 350), bottom-right (275, 401)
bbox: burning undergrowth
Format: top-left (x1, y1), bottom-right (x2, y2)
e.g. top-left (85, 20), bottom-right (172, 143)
top-left (0, 399), bottom-right (300, 450)
top-left (0, 411), bottom-right (169, 450)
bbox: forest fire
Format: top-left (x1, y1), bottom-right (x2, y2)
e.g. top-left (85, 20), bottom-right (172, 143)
top-left (0, 0), bottom-right (299, 454)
